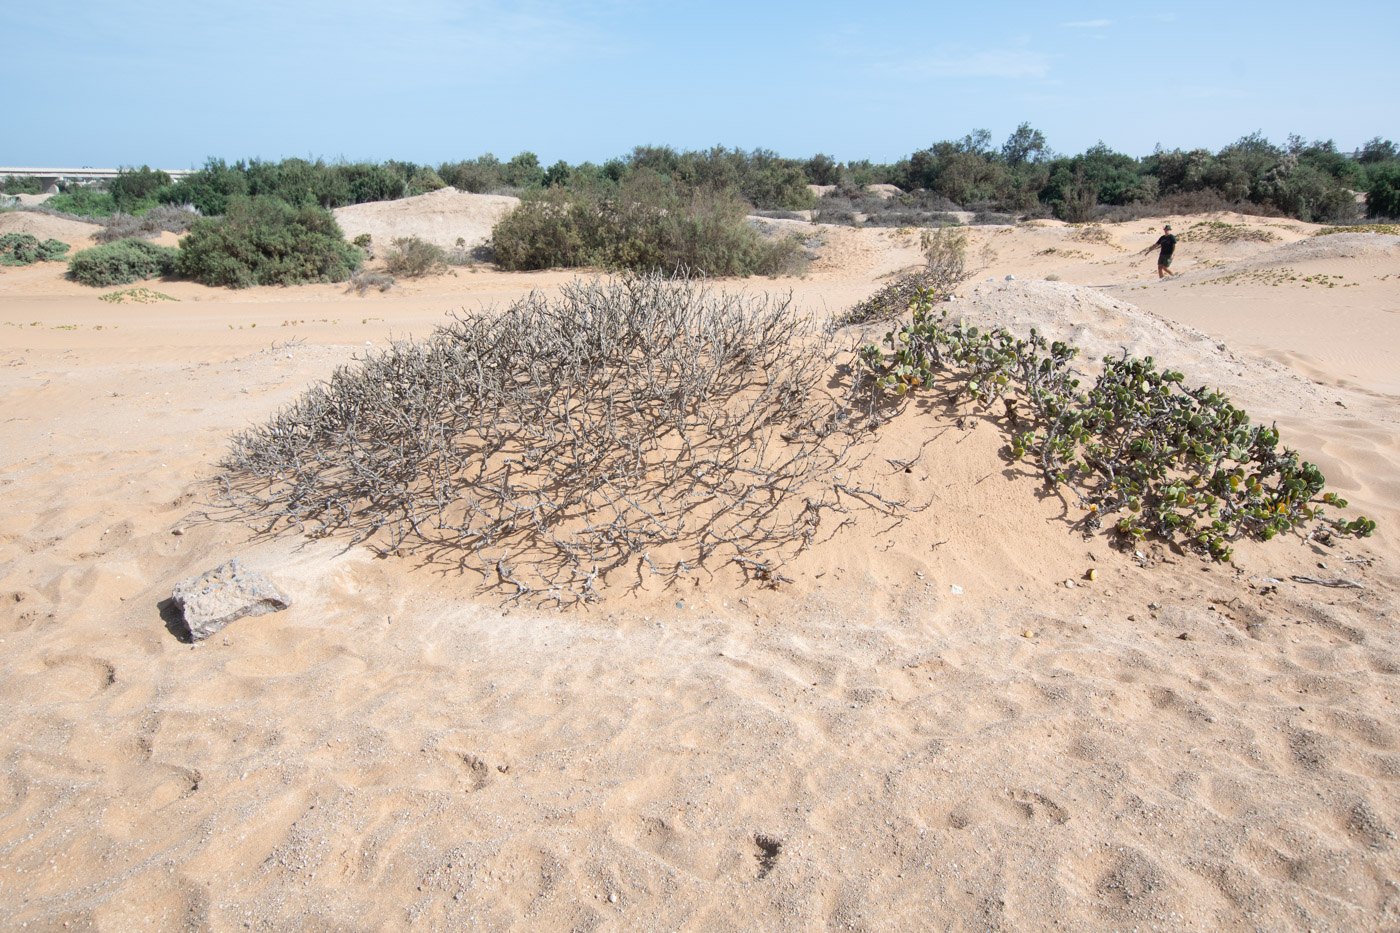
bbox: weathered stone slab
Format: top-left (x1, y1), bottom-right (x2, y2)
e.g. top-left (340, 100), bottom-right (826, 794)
top-left (171, 558), bottom-right (291, 641)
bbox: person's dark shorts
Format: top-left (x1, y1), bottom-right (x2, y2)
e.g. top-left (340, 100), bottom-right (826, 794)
top-left (1159, 257), bottom-right (1172, 267)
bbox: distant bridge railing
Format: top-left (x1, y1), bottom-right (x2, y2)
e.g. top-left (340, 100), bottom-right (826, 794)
top-left (0, 167), bottom-right (197, 194)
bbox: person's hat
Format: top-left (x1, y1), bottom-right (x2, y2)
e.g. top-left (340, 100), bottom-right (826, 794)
top-left (1164, 224), bottom-right (1172, 230)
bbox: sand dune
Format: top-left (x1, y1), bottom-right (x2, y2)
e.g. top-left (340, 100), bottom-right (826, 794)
top-left (1, 205), bottom-right (1397, 930)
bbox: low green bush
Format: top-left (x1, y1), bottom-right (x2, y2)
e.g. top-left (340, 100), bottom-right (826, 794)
top-left (857, 296), bottom-right (1374, 560)
top-left (490, 171), bottom-right (805, 276)
top-left (46, 187), bottom-right (122, 218)
top-left (1, 175), bottom-right (43, 195)
top-left (0, 233), bottom-right (70, 265)
top-left (68, 239), bottom-right (181, 286)
top-left (177, 196), bottom-right (361, 288)
top-left (383, 236), bottom-right (447, 277)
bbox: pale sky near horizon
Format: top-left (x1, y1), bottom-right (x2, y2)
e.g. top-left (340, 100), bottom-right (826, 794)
top-left (4, 0), bottom-right (1395, 170)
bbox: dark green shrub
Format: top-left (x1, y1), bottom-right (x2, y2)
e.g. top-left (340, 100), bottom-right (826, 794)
top-left (1364, 162), bottom-right (1400, 219)
top-left (158, 158), bottom-right (249, 216)
top-left (68, 239), bottom-right (181, 286)
top-left (438, 155), bottom-right (504, 193)
top-left (177, 196), bottom-right (361, 288)
top-left (383, 236), bottom-right (447, 277)
top-left (109, 167), bottom-right (172, 212)
top-left (1, 175), bottom-right (43, 195)
top-left (407, 167), bottom-right (447, 195)
top-left (0, 233), bottom-right (70, 265)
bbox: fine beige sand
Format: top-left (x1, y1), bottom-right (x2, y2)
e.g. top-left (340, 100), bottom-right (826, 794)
top-left (1, 203), bottom-right (1398, 931)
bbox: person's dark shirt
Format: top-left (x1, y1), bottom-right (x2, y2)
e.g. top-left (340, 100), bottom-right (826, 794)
top-left (1155, 233), bottom-right (1177, 261)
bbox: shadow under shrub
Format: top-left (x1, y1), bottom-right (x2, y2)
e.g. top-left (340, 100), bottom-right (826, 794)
top-left (68, 239), bottom-right (181, 286)
top-left (178, 196), bottom-right (361, 288)
top-left (491, 171), bottom-right (805, 276)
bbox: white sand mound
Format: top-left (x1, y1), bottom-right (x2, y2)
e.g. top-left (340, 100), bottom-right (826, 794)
top-left (1245, 231), bottom-right (1400, 264)
top-left (956, 278), bottom-right (1334, 415)
top-left (332, 187), bottom-right (519, 253)
top-left (0, 210), bottom-right (101, 242)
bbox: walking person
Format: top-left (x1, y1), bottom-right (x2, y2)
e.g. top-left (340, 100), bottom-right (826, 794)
top-left (1142, 223), bottom-right (1177, 278)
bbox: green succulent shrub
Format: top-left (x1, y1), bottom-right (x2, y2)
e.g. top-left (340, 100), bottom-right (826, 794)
top-left (68, 239), bottom-right (181, 286)
top-left (0, 233), bottom-right (70, 265)
top-left (856, 293), bottom-right (1374, 560)
top-left (177, 196), bottom-right (361, 288)
top-left (383, 236), bottom-right (447, 277)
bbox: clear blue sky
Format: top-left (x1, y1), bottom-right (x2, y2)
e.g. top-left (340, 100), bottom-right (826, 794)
top-left (4, 0), bottom-right (1396, 169)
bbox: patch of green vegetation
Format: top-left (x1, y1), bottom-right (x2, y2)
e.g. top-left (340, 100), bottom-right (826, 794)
top-left (68, 239), bottom-right (181, 287)
top-left (382, 236), bottom-right (446, 277)
top-left (1180, 221), bottom-right (1279, 244)
top-left (99, 287), bottom-right (178, 303)
top-left (490, 171), bottom-right (805, 277)
top-left (0, 233), bottom-right (70, 265)
top-left (178, 196), bottom-right (361, 288)
top-left (1, 175), bottom-right (43, 195)
top-left (1313, 223), bottom-right (1400, 237)
top-left (856, 296), bottom-right (1373, 560)
top-left (46, 187), bottom-right (122, 218)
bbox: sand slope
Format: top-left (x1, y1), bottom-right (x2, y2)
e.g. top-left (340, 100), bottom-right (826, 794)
top-left (1, 209), bottom-right (1398, 930)
top-left (332, 187), bottom-right (520, 253)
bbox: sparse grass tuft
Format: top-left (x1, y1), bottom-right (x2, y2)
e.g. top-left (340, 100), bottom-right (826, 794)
top-left (347, 271), bottom-right (395, 295)
top-left (1180, 221), bottom-right (1279, 244)
top-left (383, 236), bottom-right (447, 277)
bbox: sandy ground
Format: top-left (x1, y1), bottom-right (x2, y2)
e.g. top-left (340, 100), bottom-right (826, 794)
top-left (1, 204), bottom-right (1398, 931)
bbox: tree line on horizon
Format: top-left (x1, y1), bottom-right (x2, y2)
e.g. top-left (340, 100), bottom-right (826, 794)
top-left (4, 126), bottom-right (1398, 225)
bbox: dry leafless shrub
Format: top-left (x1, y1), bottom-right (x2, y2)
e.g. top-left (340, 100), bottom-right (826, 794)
top-left (347, 271), bottom-right (395, 295)
top-left (94, 205), bottom-right (198, 243)
top-left (215, 274), bottom-right (897, 605)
